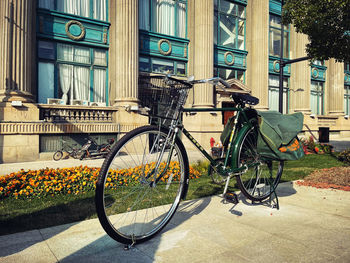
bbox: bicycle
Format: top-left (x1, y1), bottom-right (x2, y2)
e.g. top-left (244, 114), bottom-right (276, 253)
top-left (79, 137), bottom-right (114, 160)
top-left (95, 75), bottom-right (284, 246)
top-left (53, 140), bottom-right (81, 161)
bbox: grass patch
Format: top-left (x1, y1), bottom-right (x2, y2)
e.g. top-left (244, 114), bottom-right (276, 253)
top-left (0, 153), bottom-right (346, 236)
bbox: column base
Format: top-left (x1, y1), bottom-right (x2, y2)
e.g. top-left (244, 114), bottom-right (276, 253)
top-left (114, 97), bottom-right (140, 107)
top-left (0, 90), bottom-right (35, 103)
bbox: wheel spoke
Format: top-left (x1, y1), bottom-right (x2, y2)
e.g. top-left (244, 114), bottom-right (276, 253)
top-left (95, 126), bottom-right (188, 244)
top-left (237, 127), bottom-right (284, 201)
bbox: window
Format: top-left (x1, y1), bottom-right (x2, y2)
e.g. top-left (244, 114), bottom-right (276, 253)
top-left (345, 86), bottom-right (350, 116)
top-left (38, 41), bottom-right (108, 105)
top-left (214, 67), bottom-right (244, 82)
top-left (269, 14), bottom-right (289, 57)
top-left (345, 62), bottom-right (350, 72)
top-left (214, 0), bottom-right (245, 50)
top-left (310, 81), bottom-right (324, 115)
top-left (139, 0), bottom-right (187, 38)
top-left (139, 0), bottom-right (188, 76)
top-left (268, 75), bottom-right (289, 113)
top-left (38, 0), bottom-right (108, 21)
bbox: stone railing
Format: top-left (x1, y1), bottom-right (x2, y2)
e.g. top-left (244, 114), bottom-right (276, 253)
top-left (38, 104), bottom-right (116, 122)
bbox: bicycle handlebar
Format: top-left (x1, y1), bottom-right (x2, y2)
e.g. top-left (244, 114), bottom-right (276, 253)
top-left (187, 77), bottom-right (231, 91)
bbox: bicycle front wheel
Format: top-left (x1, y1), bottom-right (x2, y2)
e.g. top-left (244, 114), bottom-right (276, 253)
top-left (95, 125), bottom-right (189, 245)
top-left (236, 126), bottom-right (284, 202)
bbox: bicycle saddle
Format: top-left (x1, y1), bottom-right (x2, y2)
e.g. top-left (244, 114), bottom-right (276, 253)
top-left (232, 93), bottom-right (259, 106)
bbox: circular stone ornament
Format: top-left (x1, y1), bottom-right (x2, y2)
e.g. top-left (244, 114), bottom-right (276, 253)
top-left (224, 52), bottom-right (235, 66)
top-left (273, 60), bottom-right (280, 72)
top-left (312, 67), bottom-right (319, 78)
top-left (158, 39), bottom-right (172, 56)
top-left (66, 20), bottom-right (86, 41)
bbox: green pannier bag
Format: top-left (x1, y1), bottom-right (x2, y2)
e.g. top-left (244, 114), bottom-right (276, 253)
top-left (257, 111), bottom-right (305, 161)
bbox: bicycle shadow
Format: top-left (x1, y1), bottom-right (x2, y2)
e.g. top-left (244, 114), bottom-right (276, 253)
top-left (53, 197), bottom-right (212, 262)
top-left (223, 181), bottom-right (298, 216)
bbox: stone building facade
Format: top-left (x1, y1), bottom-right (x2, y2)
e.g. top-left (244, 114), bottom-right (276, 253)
top-left (0, 0), bottom-right (349, 163)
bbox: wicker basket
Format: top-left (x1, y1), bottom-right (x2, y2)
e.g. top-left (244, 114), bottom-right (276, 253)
top-left (138, 75), bottom-right (192, 120)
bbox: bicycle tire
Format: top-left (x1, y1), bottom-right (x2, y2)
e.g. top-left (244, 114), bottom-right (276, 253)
top-left (53, 151), bottom-right (63, 161)
top-left (95, 125), bottom-right (189, 245)
top-left (208, 158), bottom-right (227, 185)
top-left (79, 152), bottom-right (86, 160)
top-left (235, 126), bottom-right (284, 202)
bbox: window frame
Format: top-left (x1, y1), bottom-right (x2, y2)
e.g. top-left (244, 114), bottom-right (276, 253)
top-left (37, 0), bottom-right (109, 22)
top-left (139, 0), bottom-right (188, 39)
top-left (268, 74), bottom-right (289, 114)
top-left (214, 0), bottom-right (246, 51)
top-left (345, 85), bottom-right (350, 116)
top-left (310, 80), bottom-right (324, 115)
top-left (214, 66), bottom-right (245, 82)
top-left (37, 40), bottom-right (109, 105)
top-left (269, 13), bottom-right (290, 58)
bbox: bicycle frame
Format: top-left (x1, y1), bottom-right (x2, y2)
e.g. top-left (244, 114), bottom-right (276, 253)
top-left (182, 106), bottom-right (255, 176)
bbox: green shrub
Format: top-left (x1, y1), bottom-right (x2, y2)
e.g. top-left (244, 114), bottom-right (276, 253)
top-left (338, 149), bottom-right (350, 165)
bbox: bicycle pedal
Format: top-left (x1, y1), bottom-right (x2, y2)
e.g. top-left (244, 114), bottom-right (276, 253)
top-left (223, 192), bottom-right (238, 204)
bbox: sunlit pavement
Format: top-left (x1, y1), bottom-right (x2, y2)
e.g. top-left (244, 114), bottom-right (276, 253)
top-left (1, 181), bottom-right (349, 263)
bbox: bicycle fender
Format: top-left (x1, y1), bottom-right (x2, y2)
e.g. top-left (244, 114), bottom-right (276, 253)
top-left (175, 136), bottom-right (190, 200)
top-left (230, 124), bottom-right (254, 168)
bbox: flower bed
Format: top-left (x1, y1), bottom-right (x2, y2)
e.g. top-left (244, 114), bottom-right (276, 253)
top-left (0, 163), bottom-right (201, 200)
top-left (301, 136), bottom-right (334, 154)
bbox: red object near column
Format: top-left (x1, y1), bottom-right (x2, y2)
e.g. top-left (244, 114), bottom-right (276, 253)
top-left (210, 137), bottom-right (215, 148)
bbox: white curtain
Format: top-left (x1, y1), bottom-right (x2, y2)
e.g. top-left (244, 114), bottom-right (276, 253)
top-left (94, 69), bottom-right (106, 102)
top-left (153, 0), bottom-right (175, 36)
top-left (93, 0), bottom-right (107, 21)
top-left (94, 50), bottom-right (107, 66)
top-left (269, 88), bottom-right (279, 112)
top-left (58, 44), bottom-right (74, 61)
top-left (269, 75), bottom-right (288, 113)
top-left (57, 0), bottom-right (90, 18)
top-left (59, 64), bottom-right (73, 104)
top-left (74, 47), bottom-right (90, 63)
top-left (73, 66), bottom-right (90, 101)
top-left (139, 0), bottom-right (150, 30)
top-left (39, 0), bottom-right (54, 9)
top-left (177, 2), bottom-right (186, 38)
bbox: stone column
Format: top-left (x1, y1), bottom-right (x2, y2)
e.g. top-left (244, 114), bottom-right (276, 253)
top-left (246, 0), bottom-right (269, 110)
top-left (326, 59), bottom-right (344, 116)
top-left (0, 0), bottom-right (36, 102)
top-left (109, 0), bottom-right (147, 129)
top-left (113, 0), bottom-right (139, 107)
top-left (192, 0), bottom-right (214, 108)
top-left (289, 28), bottom-right (311, 113)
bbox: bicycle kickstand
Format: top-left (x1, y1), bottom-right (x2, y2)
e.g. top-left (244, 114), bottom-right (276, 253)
top-left (268, 185), bottom-right (279, 210)
top-left (222, 176), bottom-right (238, 204)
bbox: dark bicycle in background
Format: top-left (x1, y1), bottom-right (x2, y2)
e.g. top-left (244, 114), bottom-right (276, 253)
top-left (53, 137), bottom-right (115, 161)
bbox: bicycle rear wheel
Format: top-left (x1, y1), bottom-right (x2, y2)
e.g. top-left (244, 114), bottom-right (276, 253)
top-left (53, 151), bottom-right (63, 161)
top-left (95, 125), bottom-right (189, 245)
top-left (236, 126), bottom-right (284, 202)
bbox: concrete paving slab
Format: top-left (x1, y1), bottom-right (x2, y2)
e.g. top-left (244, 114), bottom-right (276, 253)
top-left (0, 182), bottom-right (349, 263)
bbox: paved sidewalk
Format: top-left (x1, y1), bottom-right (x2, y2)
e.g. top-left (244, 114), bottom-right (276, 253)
top-left (1, 182), bottom-right (349, 263)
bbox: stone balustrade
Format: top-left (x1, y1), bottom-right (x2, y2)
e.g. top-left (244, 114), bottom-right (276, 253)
top-left (38, 105), bottom-right (116, 123)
